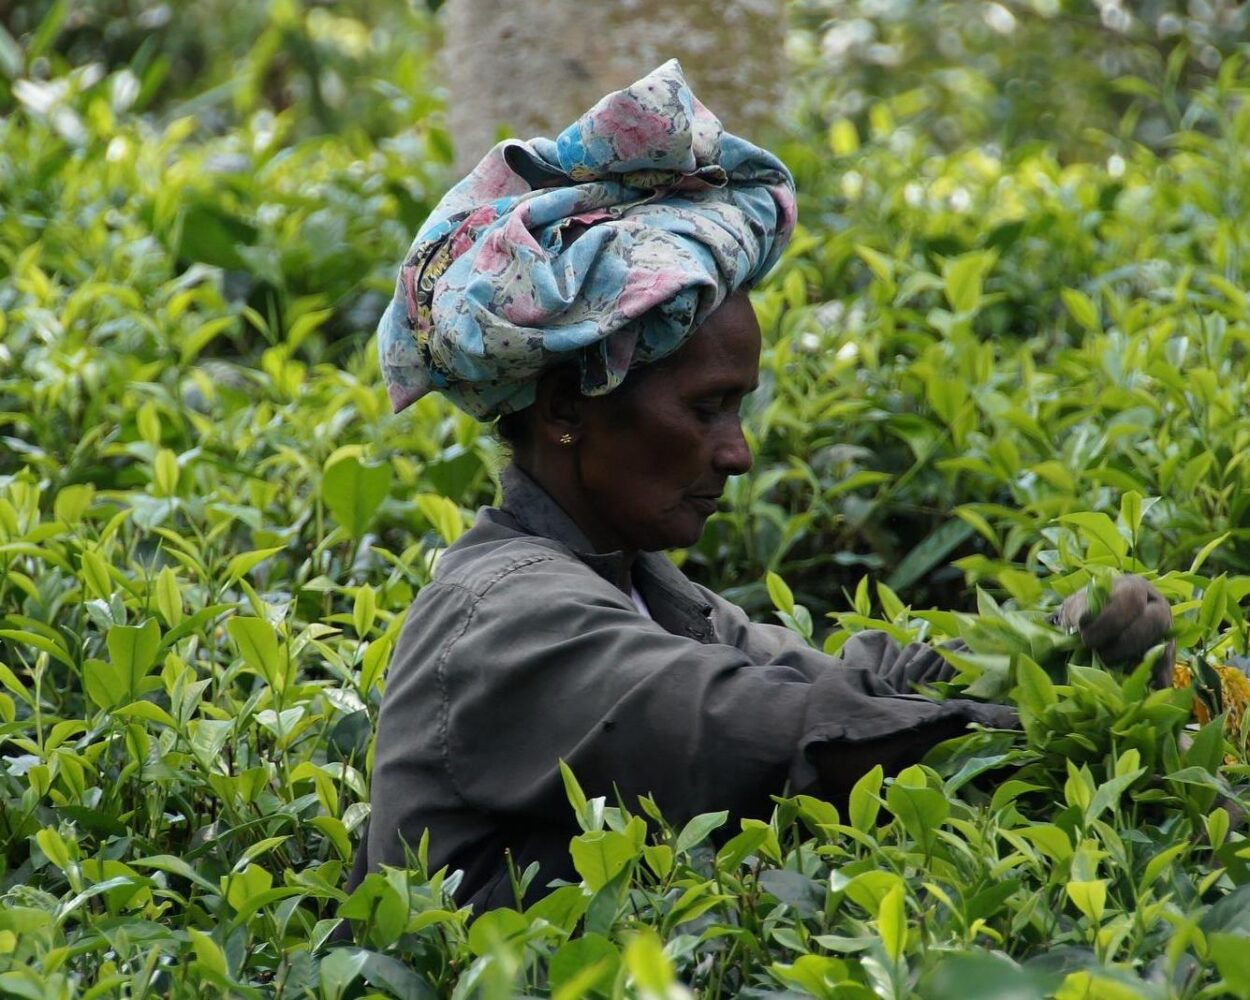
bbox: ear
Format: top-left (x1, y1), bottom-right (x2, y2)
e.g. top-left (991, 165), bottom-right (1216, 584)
top-left (532, 366), bottom-right (585, 447)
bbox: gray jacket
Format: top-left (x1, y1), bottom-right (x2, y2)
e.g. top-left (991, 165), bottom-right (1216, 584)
top-left (362, 466), bottom-right (1016, 908)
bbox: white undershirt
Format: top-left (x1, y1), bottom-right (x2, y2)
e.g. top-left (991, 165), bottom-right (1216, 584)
top-left (630, 584), bottom-right (652, 619)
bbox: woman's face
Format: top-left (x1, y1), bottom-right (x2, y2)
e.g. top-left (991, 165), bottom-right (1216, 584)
top-left (571, 293), bottom-right (761, 553)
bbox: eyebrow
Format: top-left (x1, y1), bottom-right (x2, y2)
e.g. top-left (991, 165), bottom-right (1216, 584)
top-left (691, 381), bottom-right (756, 397)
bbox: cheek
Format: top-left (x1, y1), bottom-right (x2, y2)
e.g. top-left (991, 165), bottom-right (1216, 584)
top-left (615, 422), bottom-right (703, 491)
top-left (582, 434), bottom-right (670, 499)
top-left (580, 417), bottom-right (701, 507)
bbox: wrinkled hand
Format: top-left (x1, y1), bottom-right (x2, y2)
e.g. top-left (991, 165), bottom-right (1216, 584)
top-left (1053, 575), bottom-right (1175, 681)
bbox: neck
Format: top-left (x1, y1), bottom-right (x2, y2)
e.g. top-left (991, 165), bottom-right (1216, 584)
top-left (511, 456), bottom-right (638, 568)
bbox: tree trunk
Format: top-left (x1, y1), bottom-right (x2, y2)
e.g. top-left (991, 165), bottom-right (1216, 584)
top-left (441, 0), bottom-right (786, 173)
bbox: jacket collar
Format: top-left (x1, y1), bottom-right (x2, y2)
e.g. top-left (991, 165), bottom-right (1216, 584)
top-left (499, 464), bottom-right (714, 641)
top-left (499, 464), bottom-right (632, 590)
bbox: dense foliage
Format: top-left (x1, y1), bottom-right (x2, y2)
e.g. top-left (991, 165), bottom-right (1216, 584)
top-left (4, 2), bottom-right (1250, 997)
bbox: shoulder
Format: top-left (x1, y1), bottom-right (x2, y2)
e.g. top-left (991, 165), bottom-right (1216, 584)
top-left (431, 507), bottom-right (628, 607)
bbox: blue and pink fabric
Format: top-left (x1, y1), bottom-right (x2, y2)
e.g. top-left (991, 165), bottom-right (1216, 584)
top-left (377, 59), bottom-right (797, 420)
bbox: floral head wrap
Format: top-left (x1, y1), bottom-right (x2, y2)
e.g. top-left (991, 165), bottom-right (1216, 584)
top-left (378, 59), bottom-right (797, 419)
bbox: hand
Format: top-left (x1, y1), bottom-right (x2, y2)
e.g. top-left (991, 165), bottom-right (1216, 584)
top-left (1053, 575), bottom-right (1175, 680)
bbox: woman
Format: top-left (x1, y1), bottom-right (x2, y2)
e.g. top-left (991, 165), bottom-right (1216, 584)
top-left (360, 62), bottom-right (1171, 910)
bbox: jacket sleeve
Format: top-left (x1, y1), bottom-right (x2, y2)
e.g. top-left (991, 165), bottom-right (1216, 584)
top-left (695, 584), bottom-right (965, 689)
top-left (433, 557), bottom-right (1015, 824)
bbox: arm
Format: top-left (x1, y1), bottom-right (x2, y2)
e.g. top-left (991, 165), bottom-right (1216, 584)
top-left (696, 582), bottom-right (965, 689)
top-left (437, 558), bottom-right (1013, 823)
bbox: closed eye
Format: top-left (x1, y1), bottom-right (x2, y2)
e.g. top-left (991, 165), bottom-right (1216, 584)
top-left (692, 401), bottom-right (721, 422)
top-left (691, 383), bottom-right (757, 421)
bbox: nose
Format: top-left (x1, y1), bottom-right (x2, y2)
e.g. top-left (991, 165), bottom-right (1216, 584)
top-left (713, 416), bottom-right (753, 476)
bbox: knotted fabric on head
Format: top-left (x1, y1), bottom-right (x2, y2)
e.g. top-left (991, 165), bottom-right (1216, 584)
top-left (377, 59), bottom-right (798, 419)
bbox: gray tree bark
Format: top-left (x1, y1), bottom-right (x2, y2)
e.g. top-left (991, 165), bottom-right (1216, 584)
top-left (441, 0), bottom-right (786, 173)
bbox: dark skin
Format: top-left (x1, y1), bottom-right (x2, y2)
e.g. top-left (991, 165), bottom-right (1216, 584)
top-left (510, 291), bottom-right (761, 571)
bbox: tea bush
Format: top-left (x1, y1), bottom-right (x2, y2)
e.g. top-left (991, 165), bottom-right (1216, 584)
top-left (5, 3), bottom-right (1250, 998)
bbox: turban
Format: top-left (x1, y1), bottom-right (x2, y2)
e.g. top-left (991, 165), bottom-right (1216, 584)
top-left (377, 59), bottom-right (797, 420)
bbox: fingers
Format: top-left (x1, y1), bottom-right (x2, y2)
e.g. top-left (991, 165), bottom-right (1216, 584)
top-left (1094, 598), bottom-right (1171, 664)
top-left (1152, 640), bottom-right (1178, 689)
top-left (1056, 589), bottom-right (1088, 631)
top-left (1055, 575), bottom-right (1173, 669)
top-left (1075, 575), bottom-right (1147, 649)
top-left (1075, 575), bottom-right (1172, 667)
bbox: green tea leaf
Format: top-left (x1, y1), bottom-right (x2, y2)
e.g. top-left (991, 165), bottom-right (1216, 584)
top-left (80, 549), bottom-right (113, 601)
top-left (1013, 654), bottom-right (1056, 716)
top-left (0, 22), bottom-right (23, 79)
top-left (107, 619), bottom-right (161, 695)
top-left (1060, 287), bottom-right (1100, 332)
top-left (0, 629), bottom-right (74, 670)
top-left (855, 244), bottom-right (894, 282)
top-left (352, 585), bottom-right (376, 638)
top-left (53, 484), bottom-right (94, 525)
top-left (154, 566), bottom-right (183, 628)
top-left (319, 947), bottom-right (368, 1000)
top-left (82, 658), bottom-right (127, 711)
top-left (942, 250), bottom-right (995, 314)
top-left (1065, 879), bottom-right (1107, 923)
top-left (849, 765), bottom-right (884, 833)
top-left (878, 883), bottom-right (906, 963)
top-left (845, 870), bottom-right (903, 913)
top-left (1191, 532), bottom-right (1231, 574)
top-left (886, 780), bottom-right (949, 850)
top-left (766, 571), bottom-right (795, 615)
top-left (550, 934), bottom-right (619, 997)
top-left (1013, 824), bottom-right (1072, 863)
top-left (1059, 512), bottom-right (1128, 561)
top-left (716, 826), bottom-right (768, 870)
top-left (153, 448), bottom-right (180, 496)
top-left (221, 863), bottom-right (273, 911)
top-left (338, 876), bottom-right (410, 950)
top-left (225, 546), bottom-right (284, 583)
top-left (187, 928), bottom-right (229, 981)
top-left (324, 456), bottom-right (392, 539)
top-left (1140, 843), bottom-right (1188, 891)
top-left (1210, 933), bottom-right (1250, 996)
top-left (773, 954), bottom-right (851, 997)
top-left (414, 493), bottom-right (464, 545)
top-left (227, 616), bottom-right (283, 691)
top-left (887, 519), bottom-right (974, 593)
top-left (623, 930), bottom-right (676, 995)
top-left (558, 760), bottom-right (590, 828)
top-left (570, 830), bottom-right (639, 891)
top-left (829, 117), bottom-right (860, 156)
top-left (35, 828), bottom-right (71, 870)
top-left (1198, 575), bottom-right (1229, 634)
top-left (674, 810), bottom-right (728, 855)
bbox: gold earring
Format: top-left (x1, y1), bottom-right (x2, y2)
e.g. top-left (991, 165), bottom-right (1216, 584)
top-left (559, 433), bottom-right (574, 445)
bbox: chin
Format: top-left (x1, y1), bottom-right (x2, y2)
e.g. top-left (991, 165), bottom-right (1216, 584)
top-left (648, 516), bottom-right (707, 552)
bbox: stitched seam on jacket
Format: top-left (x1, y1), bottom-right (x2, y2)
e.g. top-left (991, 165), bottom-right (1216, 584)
top-left (433, 553), bottom-right (565, 803)
top-left (436, 543), bottom-right (581, 594)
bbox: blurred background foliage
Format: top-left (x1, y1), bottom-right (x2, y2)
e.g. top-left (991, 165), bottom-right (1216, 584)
top-left (6, 2), bottom-right (1250, 996)
top-left (2, 0), bottom-right (1244, 149)
top-left (788, 0), bottom-right (1248, 157)
top-left (0, 0), bottom-right (443, 137)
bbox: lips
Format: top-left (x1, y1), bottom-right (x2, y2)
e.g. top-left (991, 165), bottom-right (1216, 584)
top-left (686, 495), bottom-right (720, 516)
